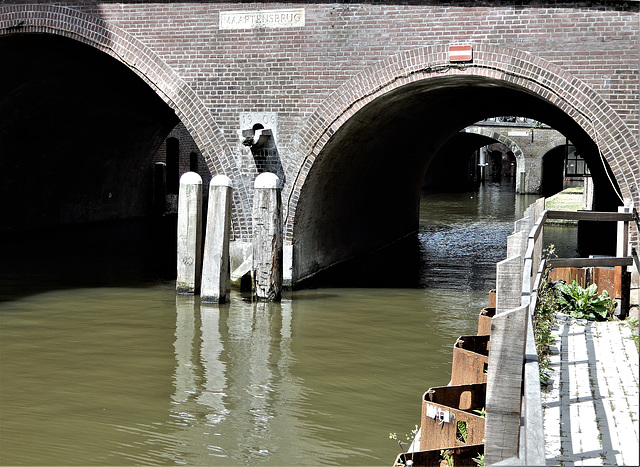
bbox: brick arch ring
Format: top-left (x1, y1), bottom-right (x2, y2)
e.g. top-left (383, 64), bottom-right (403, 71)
top-left (461, 126), bottom-right (527, 192)
top-left (285, 44), bottom-right (638, 246)
top-left (0, 4), bottom-right (251, 240)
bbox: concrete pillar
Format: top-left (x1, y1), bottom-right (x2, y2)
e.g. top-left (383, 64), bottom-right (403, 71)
top-left (176, 172), bottom-right (203, 294)
top-left (252, 172), bottom-right (283, 301)
top-left (479, 146), bottom-right (487, 181)
top-left (201, 175), bottom-right (233, 304)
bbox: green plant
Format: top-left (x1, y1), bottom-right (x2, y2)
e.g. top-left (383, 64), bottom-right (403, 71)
top-left (473, 407), bottom-right (486, 418)
top-left (456, 420), bottom-right (468, 443)
top-left (555, 281), bottom-right (615, 321)
top-left (625, 317), bottom-right (639, 352)
top-left (440, 449), bottom-right (453, 467)
top-left (472, 453), bottom-right (485, 467)
top-left (533, 261), bottom-right (558, 386)
top-left (389, 424), bottom-right (419, 453)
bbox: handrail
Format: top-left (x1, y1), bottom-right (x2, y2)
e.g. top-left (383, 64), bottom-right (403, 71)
top-left (548, 257), bottom-right (633, 268)
top-left (546, 210), bottom-right (634, 222)
top-left (488, 202), bottom-right (635, 466)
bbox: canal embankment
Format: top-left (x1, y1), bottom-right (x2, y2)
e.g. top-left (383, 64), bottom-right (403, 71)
top-left (397, 192), bottom-right (638, 465)
top-left (544, 186), bottom-right (584, 224)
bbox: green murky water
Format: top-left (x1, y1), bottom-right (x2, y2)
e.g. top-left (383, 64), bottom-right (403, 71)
top-left (0, 184), bottom-right (571, 465)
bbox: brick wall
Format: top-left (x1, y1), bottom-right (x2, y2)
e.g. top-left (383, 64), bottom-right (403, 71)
top-left (0, 1), bottom-right (638, 250)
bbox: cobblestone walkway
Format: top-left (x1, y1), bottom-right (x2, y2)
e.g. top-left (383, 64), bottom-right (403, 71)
top-left (542, 314), bottom-right (639, 466)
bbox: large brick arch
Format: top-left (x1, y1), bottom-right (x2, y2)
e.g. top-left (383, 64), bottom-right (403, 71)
top-left (286, 44), bottom-right (638, 244)
top-left (0, 4), bottom-right (251, 239)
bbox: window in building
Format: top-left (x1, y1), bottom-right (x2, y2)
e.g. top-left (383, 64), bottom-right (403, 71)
top-left (565, 146), bottom-right (590, 177)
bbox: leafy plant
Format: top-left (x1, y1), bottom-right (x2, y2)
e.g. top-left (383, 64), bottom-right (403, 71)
top-left (472, 453), bottom-right (485, 467)
top-left (533, 253), bottom-right (558, 386)
top-left (456, 420), bottom-right (468, 443)
top-left (440, 449), bottom-right (453, 467)
top-left (472, 407), bottom-right (486, 418)
top-left (625, 317), bottom-right (639, 352)
top-left (555, 281), bottom-right (615, 321)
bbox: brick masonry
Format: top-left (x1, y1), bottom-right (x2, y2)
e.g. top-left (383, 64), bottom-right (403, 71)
top-left (0, 1), bottom-right (638, 249)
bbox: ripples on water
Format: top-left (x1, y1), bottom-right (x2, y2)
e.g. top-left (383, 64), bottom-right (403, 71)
top-left (1, 184), bottom-right (565, 465)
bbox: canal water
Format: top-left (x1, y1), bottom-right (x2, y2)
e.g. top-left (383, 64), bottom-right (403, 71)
top-left (0, 183), bottom-right (575, 465)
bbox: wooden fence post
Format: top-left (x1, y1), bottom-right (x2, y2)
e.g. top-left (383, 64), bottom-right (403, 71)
top-left (507, 230), bottom-right (527, 265)
top-left (532, 198), bottom-right (546, 273)
top-left (201, 175), bottom-right (233, 303)
top-left (496, 255), bottom-right (523, 313)
top-left (617, 204), bottom-right (630, 258)
top-left (484, 304), bottom-right (528, 465)
top-left (252, 172), bottom-right (283, 301)
top-left (176, 172), bottom-right (203, 294)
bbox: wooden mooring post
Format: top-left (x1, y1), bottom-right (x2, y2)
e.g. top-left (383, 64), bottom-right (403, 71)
top-left (252, 172), bottom-right (283, 301)
top-left (201, 175), bottom-right (233, 304)
top-left (176, 172), bottom-right (203, 294)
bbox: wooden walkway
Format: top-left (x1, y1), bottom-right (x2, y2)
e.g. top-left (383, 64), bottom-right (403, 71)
top-left (542, 314), bottom-right (639, 466)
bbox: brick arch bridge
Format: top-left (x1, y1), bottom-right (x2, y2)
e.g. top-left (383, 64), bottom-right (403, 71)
top-left (0, 1), bottom-right (637, 284)
top-left (461, 126), bottom-right (527, 190)
top-left (461, 124), bottom-right (568, 195)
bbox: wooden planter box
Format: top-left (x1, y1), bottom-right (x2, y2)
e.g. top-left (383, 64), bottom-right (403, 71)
top-left (488, 289), bottom-right (496, 308)
top-left (450, 335), bottom-right (490, 386)
top-left (393, 444), bottom-right (484, 467)
top-left (551, 265), bottom-right (627, 299)
top-left (420, 384), bottom-right (486, 452)
top-left (477, 307), bottom-right (495, 336)
top-left (549, 266), bottom-right (587, 288)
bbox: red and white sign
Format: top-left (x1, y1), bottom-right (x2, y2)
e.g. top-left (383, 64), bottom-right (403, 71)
top-left (449, 44), bottom-right (473, 62)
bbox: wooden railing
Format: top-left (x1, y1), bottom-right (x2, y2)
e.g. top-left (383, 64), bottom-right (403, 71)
top-left (487, 202), bottom-right (635, 465)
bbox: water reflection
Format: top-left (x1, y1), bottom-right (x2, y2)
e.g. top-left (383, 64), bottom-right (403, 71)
top-left (167, 296), bottom-right (368, 465)
top-left (199, 304), bottom-right (229, 427)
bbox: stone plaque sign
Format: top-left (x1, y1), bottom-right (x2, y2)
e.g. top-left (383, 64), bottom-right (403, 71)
top-left (240, 112), bottom-right (278, 143)
top-left (220, 9), bottom-right (305, 30)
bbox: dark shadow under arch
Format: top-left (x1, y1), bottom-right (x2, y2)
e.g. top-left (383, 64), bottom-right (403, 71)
top-left (292, 75), bottom-right (623, 285)
top-left (0, 4), bottom-right (251, 240)
top-left (0, 34), bottom-right (180, 233)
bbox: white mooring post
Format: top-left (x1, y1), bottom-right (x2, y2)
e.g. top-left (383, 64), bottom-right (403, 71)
top-left (252, 172), bottom-right (283, 301)
top-left (201, 175), bottom-right (233, 304)
top-left (176, 172), bottom-right (203, 294)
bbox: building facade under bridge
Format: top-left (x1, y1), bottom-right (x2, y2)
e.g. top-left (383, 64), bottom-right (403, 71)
top-left (0, 1), bottom-right (638, 287)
